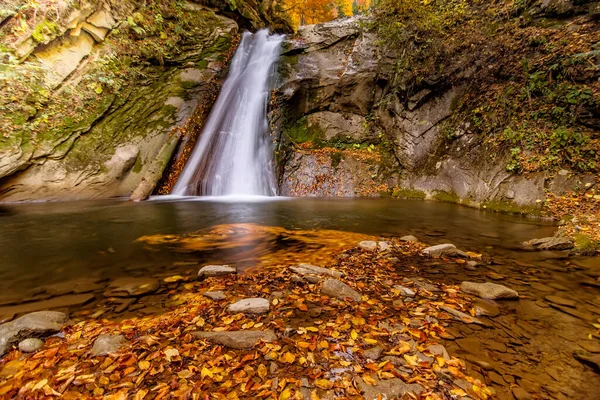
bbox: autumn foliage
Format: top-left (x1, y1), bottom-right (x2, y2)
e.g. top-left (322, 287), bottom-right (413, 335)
top-left (279, 0), bottom-right (371, 29)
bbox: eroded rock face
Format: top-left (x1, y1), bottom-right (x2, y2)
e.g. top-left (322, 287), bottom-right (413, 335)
top-left (0, 1), bottom-right (271, 201)
top-left (272, 16), bottom-right (592, 209)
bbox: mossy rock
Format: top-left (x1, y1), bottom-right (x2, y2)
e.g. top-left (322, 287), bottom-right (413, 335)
top-left (392, 188), bottom-right (427, 200)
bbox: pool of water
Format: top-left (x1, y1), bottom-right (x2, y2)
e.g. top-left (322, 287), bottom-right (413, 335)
top-left (0, 196), bottom-right (556, 296)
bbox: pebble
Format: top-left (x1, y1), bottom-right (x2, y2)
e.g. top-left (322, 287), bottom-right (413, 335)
top-left (400, 235), bottom-right (418, 242)
top-left (423, 244), bottom-right (457, 257)
top-left (91, 334), bottom-right (126, 356)
top-left (203, 291), bottom-right (226, 301)
top-left (358, 241), bottom-right (377, 251)
top-left (18, 338), bottom-right (44, 353)
top-left (321, 279), bottom-right (362, 302)
top-left (198, 265), bottom-right (236, 277)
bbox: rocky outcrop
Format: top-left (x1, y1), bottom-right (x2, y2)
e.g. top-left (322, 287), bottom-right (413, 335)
top-left (0, 0), bottom-right (276, 201)
top-left (272, 6), bottom-right (599, 210)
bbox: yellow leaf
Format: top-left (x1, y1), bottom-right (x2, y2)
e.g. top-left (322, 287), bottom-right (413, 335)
top-left (305, 327), bottom-right (319, 332)
top-left (201, 367), bottom-right (213, 378)
top-left (138, 360), bottom-right (150, 370)
top-left (257, 364), bottom-right (267, 379)
top-left (339, 360), bottom-right (352, 367)
top-left (319, 340), bottom-right (329, 349)
top-left (364, 338), bottom-right (378, 345)
top-left (350, 330), bottom-right (358, 340)
top-left (32, 379), bottom-right (48, 391)
top-left (134, 389), bottom-right (148, 400)
top-left (95, 84), bottom-right (103, 95)
top-left (351, 317), bottom-right (365, 326)
top-left (281, 352), bottom-right (296, 364)
top-left (164, 275), bottom-right (184, 283)
top-left (361, 374), bottom-right (377, 386)
top-left (314, 379), bottom-right (333, 389)
top-left (403, 354), bottom-right (418, 366)
top-left (272, 298), bottom-right (279, 305)
top-left (177, 369), bottom-right (192, 379)
top-left (164, 348), bottom-right (179, 362)
top-left (450, 388), bottom-right (467, 396)
top-left (195, 317), bottom-right (205, 327)
top-left (297, 342), bottom-right (311, 349)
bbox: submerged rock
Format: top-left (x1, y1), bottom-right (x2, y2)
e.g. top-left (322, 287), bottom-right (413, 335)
top-left (523, 237), bottom-right (574, 251)
top-left (321, 279), bottom-right (362, 302)
top-left (394, 285), bottom-right (416, 297)
top-left (91, 334), bottom-right (127, 356)
top-left (0, 311), bottom-right (67, 356)
top-left (18, 338), bottom-right (44, 353)
top-left (356, 376), bottom-right (425, 400)
top-left (105, 277), bottom-right (159, 297)
top-left (198, 265), bottom-right (237, 277)
top-left (227, 298), bottom-right (270, 314)
top-left (423, 244), bottom-right (457, 257)
top-left (473, 298), bottom-right (500, 317)
top-left (460, 281), bottom-right (519, 300)
top-left (441, 306), bottom-right (485, 325)
top-left (193, 330), bottom-right (277, 349)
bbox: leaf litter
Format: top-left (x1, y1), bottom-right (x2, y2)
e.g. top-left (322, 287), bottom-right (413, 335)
top-left (0, 225), bottom-right (495, 399)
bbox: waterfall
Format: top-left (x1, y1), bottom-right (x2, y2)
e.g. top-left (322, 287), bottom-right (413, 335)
top-left (172, 30), bottom-right (284, 197)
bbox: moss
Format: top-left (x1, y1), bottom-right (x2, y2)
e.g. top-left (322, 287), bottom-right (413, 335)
top-left (432, 190), bottom-right (461, 204)
top-left (573, 233), bottom-right (599, 255)
top-left (481, 199), bottom-right (542, 216)
top-left (330, 151), bottom-right (343, 168)
top-left (132, 154), bottom-right (143, 173)
top-left (31, 21), bottom-right (59, 43)
top-left (392, 188), bottom-right (427, 200)
top-left (284, 116), bottom-right (325, 146)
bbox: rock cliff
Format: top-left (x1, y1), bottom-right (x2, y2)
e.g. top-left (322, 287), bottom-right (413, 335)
top-left (273, 1), bottom-right (599, 211)
top-left (0, 0), bottom-right (279, 201)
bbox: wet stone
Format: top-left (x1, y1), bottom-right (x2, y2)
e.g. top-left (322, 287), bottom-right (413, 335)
top-left (460, 281), bottom-right (519, 300)
top-left (193, 330), bottom-right (277, 349)
top-left (394, 285), bottom-right (416, 297)
top-left (549, 303), bottom-right (593, 320)
top-left (358, 241), bottom-right (378, 251)
top-left (441, 306), bottom-right (485, 325)
top-left (512, 387), bottom-right (532, 400)
top-left (0, 311), bottom-right (67, 356)
top-left (363, 345), bottom-right (383, 360)
top-left (18, 338), bottom-right (44, 353)
top-left (529, 282), bottom-right (554, 292)
top-left (105, 277), bottom-right (159, 297)
top-left (321, 279), bottom-right (361, 302)
top-left (198, 265), bottom-right (236, 277)
top-left (474, 298), bottom-right (500, 317)
top-left (544, 295), bottom-right (576, 308)
top-left (578, 340), bottom-right (600, 353)
top-left (91, 334), bottom-right (126, 356)
top-left (289, 263), bottom-right (343, 279)
top-left (203, 291), bottom-right (226, 301)
top-left (423, 244), bottom-right (457, 258)
top-left (227, 298), bottom-right (270, 314)
top-left (400, 235), bottom-right (418, 242)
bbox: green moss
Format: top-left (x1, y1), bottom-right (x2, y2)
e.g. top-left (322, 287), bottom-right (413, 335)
top-left (481, 199), bottom-right (542, 216)
top-left (432, 190), bottom-right (460, 204)
top-left (330, 151), bottom-right (343, 168)
top-left (284, 116), bottom-right (324, 146)
top-left (132, 154), bottom-right (143, 173)
top-left (31, 21), bottom-right (59, 43)
top-left (392, 188), bottom-right (427, 200)
top-left (573, 233), bottom-right (599, 254)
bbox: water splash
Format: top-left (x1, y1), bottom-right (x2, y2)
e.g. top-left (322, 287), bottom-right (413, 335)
top-left (172, 30), bottom-right (284, 196)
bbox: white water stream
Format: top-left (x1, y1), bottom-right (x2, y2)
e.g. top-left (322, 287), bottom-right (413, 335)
top-left (172, 30), bottom-right (284, 196)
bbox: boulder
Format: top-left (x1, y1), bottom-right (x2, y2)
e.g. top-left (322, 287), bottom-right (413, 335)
top-left (0, 311), bottom-right (67, 356)
top-left (227, 298), bottom-right (270, 314)
top-left (460, 281), bottom-right (519, 300)
top-left (198, 265), bottom-right (237, 277)
top-left (423, 244), bottom-right (458, 257)
top-left (378, 241), bottom-right (391, 252)
top-left (203, 291), bottom-right (226, 301)
top-left (105, 277), bottom-right (159, 297)
top-left (193, 330), bottom-right (277, 349)
top-left (321, 279), bottom-right (362, 302)
top-left (91, 334), bottom-right (127, 356)
top-left (523, 237), bottom-right (574, 251)
top-left (18, 338), bottom-right (44, 353)
top-left (289, 263), bottom-right (343, 278)
top-left (358, 241), bottom-right (378, 251)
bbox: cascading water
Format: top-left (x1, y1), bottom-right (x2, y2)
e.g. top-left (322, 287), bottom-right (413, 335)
top-left (172, 29), bottom-right (284, 197)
